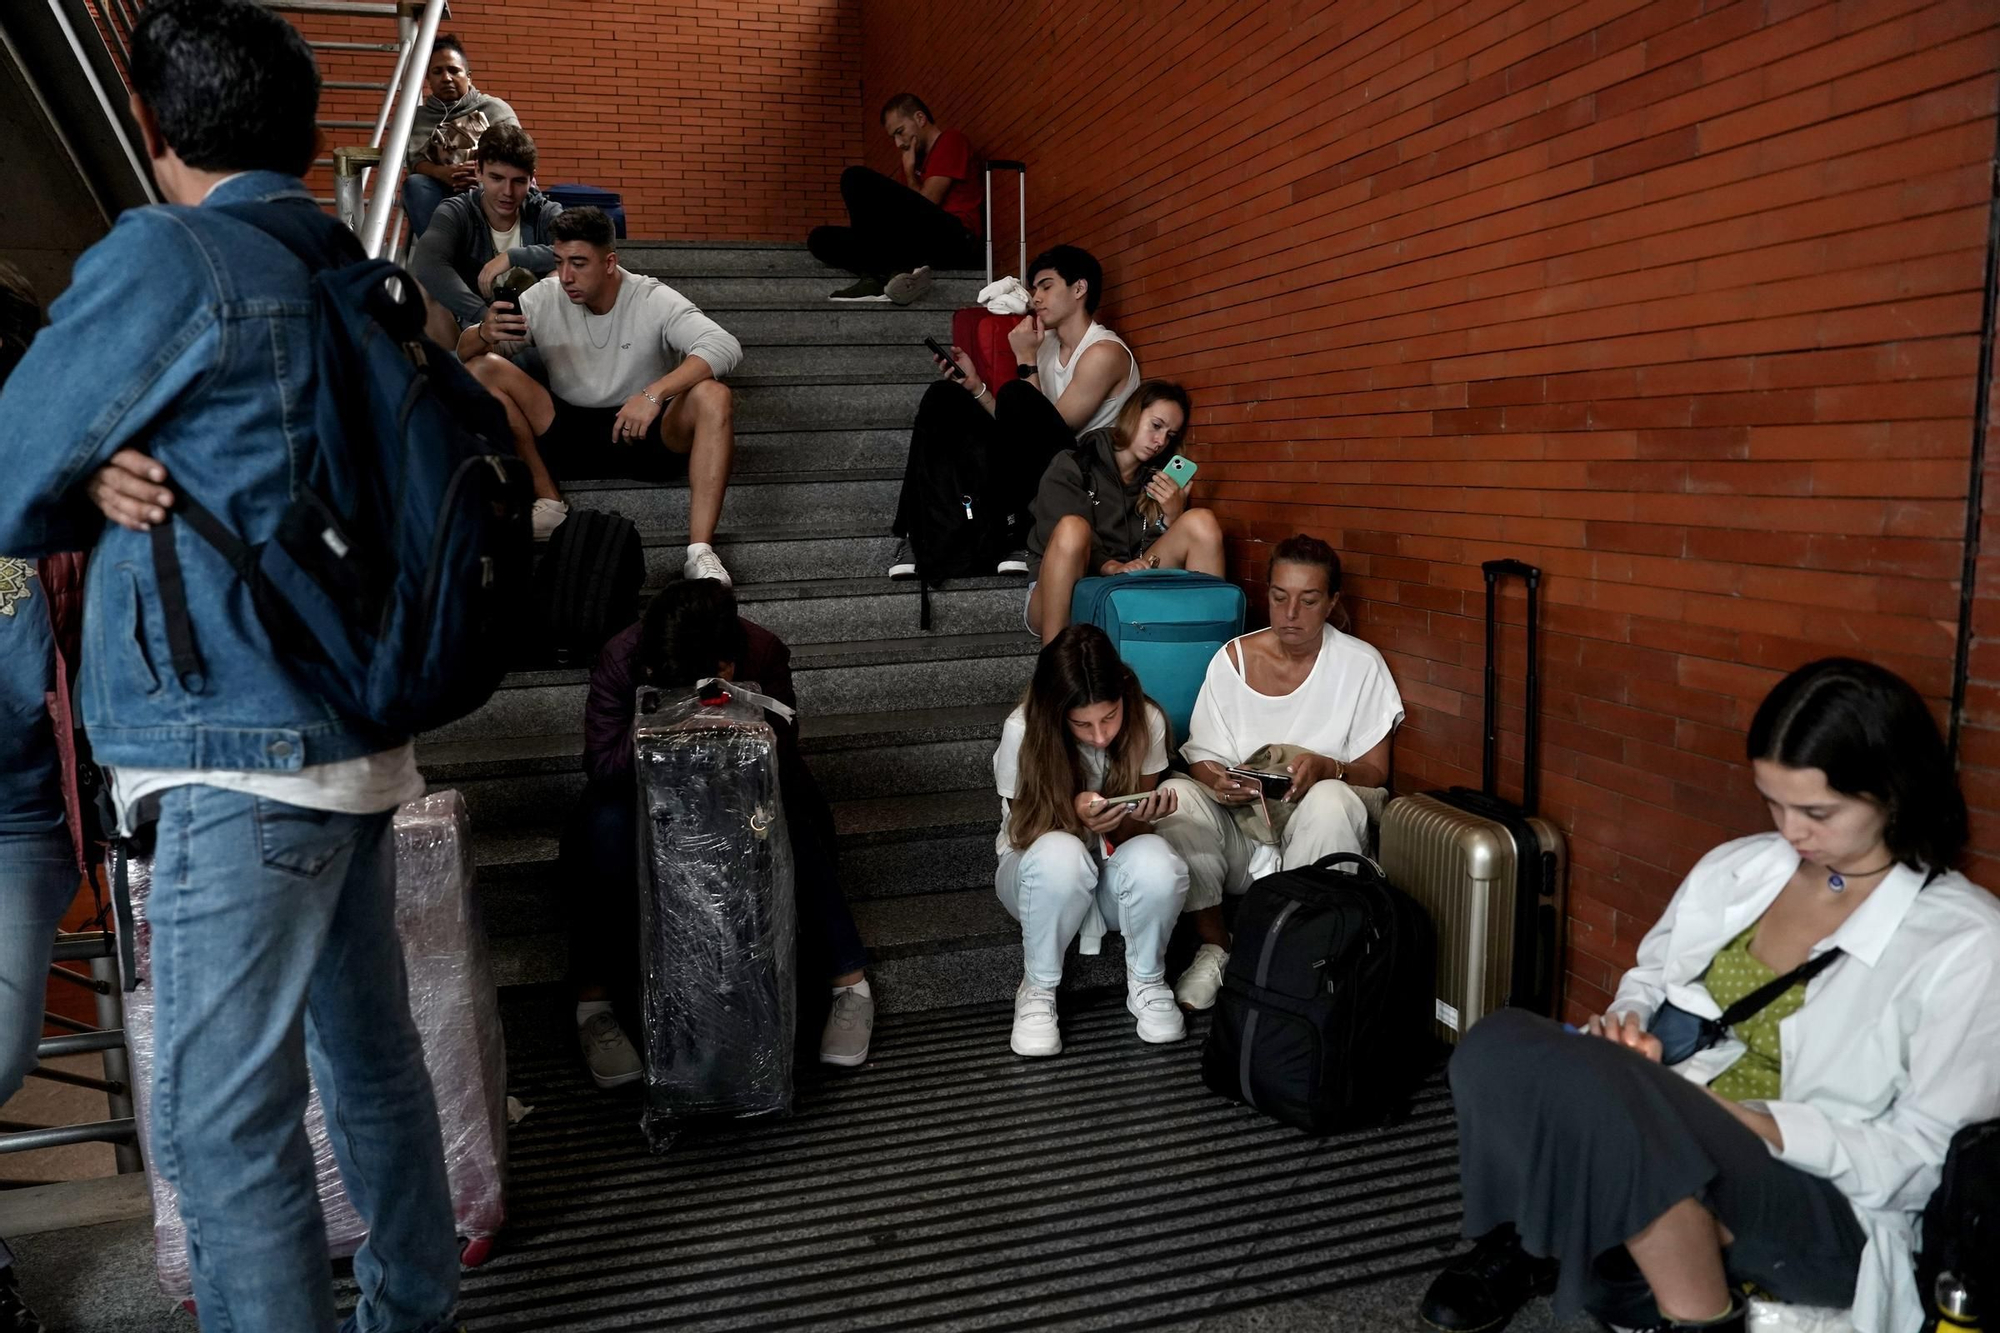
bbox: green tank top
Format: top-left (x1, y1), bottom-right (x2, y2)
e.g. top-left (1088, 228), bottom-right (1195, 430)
top-left (1703, 921), bottom-right (1808, 1103)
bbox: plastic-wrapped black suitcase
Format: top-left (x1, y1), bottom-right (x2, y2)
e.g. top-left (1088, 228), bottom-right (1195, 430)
top-left (633, 680), bottom-right (797, 1151)
top-left (1378, 559), bottom-right (1568, 1044)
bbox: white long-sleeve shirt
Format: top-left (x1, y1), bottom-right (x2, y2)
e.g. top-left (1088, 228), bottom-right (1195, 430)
top-left (1608, 832), bottom-right (2000, 1333)
top-left (519, 268), bottom-right (742, 409)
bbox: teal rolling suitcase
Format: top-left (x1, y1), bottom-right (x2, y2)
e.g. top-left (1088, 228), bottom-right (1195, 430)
top-left (1070, 569), bottom-right (1246, 744)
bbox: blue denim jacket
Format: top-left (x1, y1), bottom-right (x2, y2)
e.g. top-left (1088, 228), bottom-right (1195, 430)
top-left (0, 173), bottom-right (404, 770)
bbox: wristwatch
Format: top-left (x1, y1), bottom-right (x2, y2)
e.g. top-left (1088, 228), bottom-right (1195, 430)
top-left (1015, 363), bottom-right (1037, 380)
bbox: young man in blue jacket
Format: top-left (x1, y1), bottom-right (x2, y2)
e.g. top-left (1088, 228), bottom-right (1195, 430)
top-left (0, 3), bottom-right (460, 1330)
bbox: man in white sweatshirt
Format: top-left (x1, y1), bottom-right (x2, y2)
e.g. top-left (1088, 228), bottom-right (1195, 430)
top-left (459, 207), bottom-right (743, 583)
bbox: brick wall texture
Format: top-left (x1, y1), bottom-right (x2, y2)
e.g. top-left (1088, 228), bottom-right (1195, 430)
top-left (858, 0), bottom-right (2000, 1018)
top-left (294, 1), bottom-right (864, 240)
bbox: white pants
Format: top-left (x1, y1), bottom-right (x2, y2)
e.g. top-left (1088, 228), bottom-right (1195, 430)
top-left (995, 832), bottom-right (1189, 988)
top-left (1154, 776), bottom-right (1373, 911)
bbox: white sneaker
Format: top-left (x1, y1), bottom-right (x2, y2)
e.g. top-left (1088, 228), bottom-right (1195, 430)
top-left (578, 1010), bottom-right (642, 1089)
top-left (1010, 976), bottom-right (1061, 1057)
top-left (683, 544), bottom-right (732, 587)
top-left (532, 497), bottom-right (569, 540)
top-left (884, 265), bottom-right (933, 305)
top-left (1127, 974), bottom-right (1186, 1044)
top-left (1174, 943), bottom-right (1230, 1011)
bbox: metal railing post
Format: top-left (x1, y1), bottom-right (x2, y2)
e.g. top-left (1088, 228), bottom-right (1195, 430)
top-left (91, 953), bottom-right (142, 1174)
top-left (357, 0), bottom-right (445, 258)
top-left (334, 146), bottom-right (382, 236)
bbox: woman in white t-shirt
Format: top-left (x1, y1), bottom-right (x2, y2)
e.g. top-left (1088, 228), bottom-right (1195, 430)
top-left (992, 625), bottom-right (1189, 1057)
top-left (1156, 535), bottom-right (1405, 1010)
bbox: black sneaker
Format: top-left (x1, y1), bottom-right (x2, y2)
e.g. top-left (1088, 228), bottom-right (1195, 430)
top-left (996, 548), bottom-right (1030, 575)
top-left (0, 1269), bottom-right (46, 1333)
top-left (1420, 1225), bottom-right (1559, 1332)
top-left (887, 537), bottom-right (916, 580)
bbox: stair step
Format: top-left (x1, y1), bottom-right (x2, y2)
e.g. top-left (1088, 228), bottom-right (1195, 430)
top-left (731, 380), bottom-right (929, 433)
top-left (421, 703), bottom-right (1013, 794)
top-left (641, 524), bottom-right (899, 583)
top-left (460, 783), bottom-right (998, 916)
top-left (720, 306), bottom-right (959, 346)
top-left (659, 275), bottom-right (983, 309)
top-left (730, 575), bottom-right (1027, 644)
top-left (733, 430), bottom-right (906, 476)
top-left (481, 887), bottom-right (1124, 1014)
top-left (620, 240), bottom-right (983, 282)
top-left (423, 634), bottom-right (1037, 745)
top-left (562, 468), bottom-right (899, 531)
top-left (737, 345), bottom-right (941, 380)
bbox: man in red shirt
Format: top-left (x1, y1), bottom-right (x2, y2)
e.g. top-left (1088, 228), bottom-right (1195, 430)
top-left (808, 93), bottom-right (985, 304)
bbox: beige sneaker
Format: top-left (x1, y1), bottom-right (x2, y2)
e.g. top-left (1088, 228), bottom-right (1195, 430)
top-left (1174, 943), bottom-right (1230, 1011)
top-left (578, 1010), bottom-right (641, 1089)
top-left (820, 986), bottom-right (874, 1067)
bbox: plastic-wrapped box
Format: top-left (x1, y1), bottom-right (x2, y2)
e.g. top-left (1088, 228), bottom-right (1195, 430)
top-left (120, 789), bottom-right (508, 1297)
top-left (634, 681), bottom-right (798, 1150)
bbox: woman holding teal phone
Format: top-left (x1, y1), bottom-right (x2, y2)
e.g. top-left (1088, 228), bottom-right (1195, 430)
top-left (1021, 380), bottom-right (1226, 643)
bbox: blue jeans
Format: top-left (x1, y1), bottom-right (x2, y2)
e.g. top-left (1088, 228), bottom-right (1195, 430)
top-left (146, 786), bottom-right (457, 1333)
top-left (0, 829), bottom-right (77, 1104)
top-left (402, 173), bottom-right (449, 238)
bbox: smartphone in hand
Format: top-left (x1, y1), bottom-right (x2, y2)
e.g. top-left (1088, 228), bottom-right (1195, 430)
top-left (923, 335), bottom-right (966, 380)
top-left (1224, 766), bottom-right (1292, 799)
top-left (1162, 454), bottom-right (1198, 489)
top-left (1088, 791), bottom-right (1156, 813)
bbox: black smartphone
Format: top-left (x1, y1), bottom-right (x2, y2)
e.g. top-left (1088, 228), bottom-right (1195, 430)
top-left (491, 265), bottom-right (538, 309)
top-left (923, 335), bottom-right (966, 379)
top-left (1225, 766), bottom-right (1293, 799)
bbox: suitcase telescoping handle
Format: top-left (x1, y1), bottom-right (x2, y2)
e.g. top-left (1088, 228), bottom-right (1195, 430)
top-left (1480, 558), bottom-right (1542, 816)
top-left (984, 160), bottom-right (1027, 285)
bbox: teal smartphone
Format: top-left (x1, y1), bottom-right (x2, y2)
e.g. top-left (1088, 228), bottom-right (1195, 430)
top-left (1162, 454), bottom-right (1198, 489)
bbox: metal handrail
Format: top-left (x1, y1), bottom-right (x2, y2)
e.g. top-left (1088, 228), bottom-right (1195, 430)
top-left (354, 0), bottom-right (443, 257)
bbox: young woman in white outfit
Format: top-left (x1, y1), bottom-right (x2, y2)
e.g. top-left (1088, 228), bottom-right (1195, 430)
top-left (1155, 535), bottom-right (1405, 1009)
top-left (991, 625), bottom-right (1190, 1056)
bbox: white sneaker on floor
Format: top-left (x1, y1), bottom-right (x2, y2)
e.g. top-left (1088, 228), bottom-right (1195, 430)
top-left (579, 1010), bottom-right (642, 1089)
top-left (820, 987), bottom-right (874, 1067)
top-left (1174, 943), bottom-right (1230, 1011)
top-left (1010, 976), bottom-right (1062, 1057)
top-left (884, 265), bottom-right (933, 305)
top-left (532, 497), bottom-right (570, 540)
top-left (683, 544), bottom-right (732, 587)
top-left (1128, 974), bottom-right (1186, 1043)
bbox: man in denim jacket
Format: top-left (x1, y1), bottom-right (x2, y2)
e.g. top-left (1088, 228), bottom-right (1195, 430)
top-left (0, 3), bottom-right (460, 1329)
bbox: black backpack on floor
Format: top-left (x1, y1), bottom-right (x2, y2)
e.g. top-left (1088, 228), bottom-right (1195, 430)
top-left (1918, 1118), bottom-right (1998, 1324)
top-left (533, 509), bottom-right (645, 666)
top-left (905, 429), bottom-right (1005, 629)
top-left (1202, 853), bottom-right (1438, 1133)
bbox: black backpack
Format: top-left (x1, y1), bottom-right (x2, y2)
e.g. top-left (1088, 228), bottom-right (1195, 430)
top-left (1202, 853), bottom-right (1438, 1133)
top-left (1918, 1118), bottom-right (1999, 1324)
top-left (533, 510), bottom-right (645, 666)
top-left (905, 425), bottom-right (1005, 628)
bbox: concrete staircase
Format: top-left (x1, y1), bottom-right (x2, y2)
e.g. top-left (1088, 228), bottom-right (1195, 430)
top-left (419, 243), bottom-right (1125, 1011)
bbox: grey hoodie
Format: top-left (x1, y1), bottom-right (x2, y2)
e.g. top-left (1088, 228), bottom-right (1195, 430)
top-left (1026, 427), bottom-right (1165, 580)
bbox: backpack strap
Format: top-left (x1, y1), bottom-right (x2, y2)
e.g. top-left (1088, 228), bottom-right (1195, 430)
top-left (1688, 946), bottom-right (1845, 1056)
top-left (150, 492), bottom-right (256, 694)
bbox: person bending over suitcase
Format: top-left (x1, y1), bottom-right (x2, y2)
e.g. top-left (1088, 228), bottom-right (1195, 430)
top-left (992, 625), bottom-right (1189, 1056)
top-left (1153, 535), bottom-right (1403, 1011)
top-left (563, 580), bottom-right (875, 1084)
top-left (1421, 658), bottom-right (2000, 1333)
top-left (1021, 381), bottom-right (1226, 644)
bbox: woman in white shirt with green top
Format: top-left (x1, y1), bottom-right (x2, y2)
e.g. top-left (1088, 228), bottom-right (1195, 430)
top-left (1422, 658), bottom-right (2000, 1333)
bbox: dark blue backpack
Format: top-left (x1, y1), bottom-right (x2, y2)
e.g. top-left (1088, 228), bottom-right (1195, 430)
top-left (149, 201), bottom-right (532, 736)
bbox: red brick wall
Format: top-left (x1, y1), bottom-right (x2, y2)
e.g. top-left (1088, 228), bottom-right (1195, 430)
top-left (297, 1), bottom-right (863, 239)
top-left (864, 0), bottom-right (2000, 1017)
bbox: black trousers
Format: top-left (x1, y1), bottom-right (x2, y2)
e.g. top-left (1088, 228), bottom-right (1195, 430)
top-left (892, 378), bottom-right (1076, 542)
top-left (1451, 1009), bottom-right (1868, 1325)
top-left (807, 166), bottom-right (984, 280)
top-left (560, 748), bottom-right (868, 1004)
